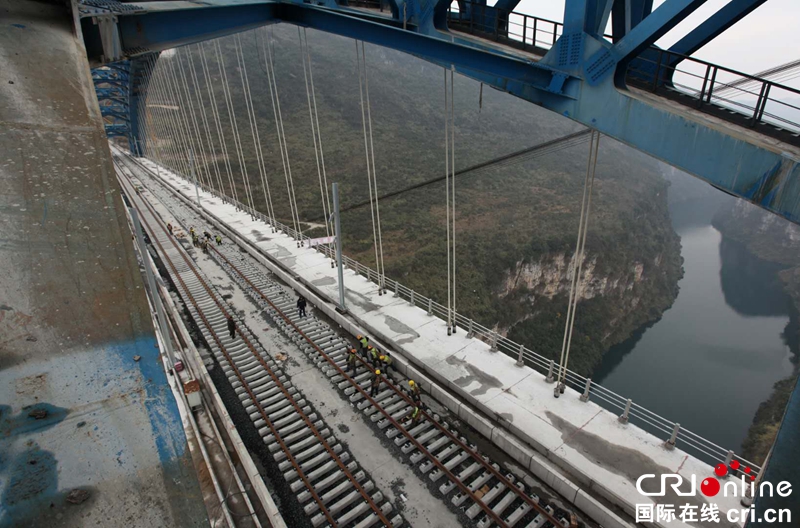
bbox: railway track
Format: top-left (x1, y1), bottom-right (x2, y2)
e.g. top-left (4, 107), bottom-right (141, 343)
top-left (114, 157), bottom-right (402, 528)
top-left (117, 150), bottom-right (576, 528)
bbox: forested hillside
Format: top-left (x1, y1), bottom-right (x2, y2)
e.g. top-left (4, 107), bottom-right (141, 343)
top-left (153, 25), bottom-right (683, 376)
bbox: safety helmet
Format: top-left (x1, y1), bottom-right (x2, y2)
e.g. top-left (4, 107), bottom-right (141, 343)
top-left (375, 370), bottom-right (381, 375)
top-left (409, 380), bottom-right (415, 387)
top-left (367, 345), bottom-right (374, 350)
top-left (357, 335), bottom-right (362, 339)
top-left (379, 356), bottom-right (385, 361)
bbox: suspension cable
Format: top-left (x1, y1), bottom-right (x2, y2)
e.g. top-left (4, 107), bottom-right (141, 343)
top-left (215, 38), bottom-right (249, 212)
top-left (231, 35), bottom-right (258, 216)
top-left (176, 48), bottom-right (215, 194)
top-left (305, 29), bottom-right (333, 237)
top-left (299, 27), bottom-right (332, 244)
top-left (157, 57), bottom-right (193, 180)
top-left (199, 42), bottom-right (238, 204)
top-left (556, 130), bottom-right (600, 394)
top-left (444, 68), bottom-right (452, 332)
top-left (186, 46), bottom-right (225, 197)
top-left (266, 27), bottom-right (303, 244)
top-left (166, 52), bottom-right (207, 190)
top-left (259, 27), bottom-right (295, 234)
top-left (362, 42), bottom-right (386, 293)
top-left (153, 57), bottom-right (189, 178)
top-left (450, 66), bottom-right (457, 334)
top-left (356, 41), bottom-right (383, 293)
top-left (235, 32), bottom-right (276, 226)
top-left (249, 30), bottom-right (277, 227)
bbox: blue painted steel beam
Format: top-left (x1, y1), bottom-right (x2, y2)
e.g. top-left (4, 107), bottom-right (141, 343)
top-left (611, 0), bottom-right (652, 41)
top-left (616, 0), bottom-right (707, 59)
top-left (667, 0), bottom-right (767, 64)
top-left (492, 0), bottom-right (521, 14)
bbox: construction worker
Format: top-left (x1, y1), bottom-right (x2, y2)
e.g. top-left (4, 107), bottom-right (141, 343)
top-left (201, 239), bottom-right (209, 254)
top-left (379, 351), bottom-right (394, 377)
top-left (215, 234), bottom-right (222, 246)
top-left (204, 230), bottom-right (212, 241)
top-left (357, 335), bottom-right (369, 357)
top-left (297, 295), bottom-right (307, 318)
top-left (368, 346), bottom-right (379, 368)
top-left (370, 369), bottom-right (382, 397)
top-left (406, 405), bottom-right (422, 424)
top-left (167, 223), bottom-right (173, 235)
top-left (347, 347), bottom-right (358, 377)
top-left (190, 227), bottom-right (195, 238)
top-left (408, 379), bottom-right (421, 406)
top-left (227, 315), bottom-right (237, 340)
top-left (192, 233), bottom-right (199, 247)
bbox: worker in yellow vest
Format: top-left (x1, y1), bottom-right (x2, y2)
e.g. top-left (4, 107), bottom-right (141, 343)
top-left (368, 346), bottom-right (379, 368)
top-left (347, 348), bottom-right (358, 377)
top-left (357, 335), bottom-right (369, 357)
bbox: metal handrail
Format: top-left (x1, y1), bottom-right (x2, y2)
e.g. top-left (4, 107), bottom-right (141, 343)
top-left (143, 157), bottom-right (762, 476)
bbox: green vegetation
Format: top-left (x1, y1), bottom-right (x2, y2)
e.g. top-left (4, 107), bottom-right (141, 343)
top-left (154, 25), bottom-right (682, 376)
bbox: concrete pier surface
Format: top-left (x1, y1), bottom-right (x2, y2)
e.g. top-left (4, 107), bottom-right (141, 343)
top-left (0, 2), bottom-right (206, 525)
top-left (140, 154), bottom-right (751, 528)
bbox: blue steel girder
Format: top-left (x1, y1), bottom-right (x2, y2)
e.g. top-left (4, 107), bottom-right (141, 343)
top-left (666, 0), bottom-right (768, 68)
top-left (574, 0), bottom-right (709, 85)
top-left (492, 0), bottom-right (520, 13)
top-left (611, 0), bottom-right (652, 41)
top-left (76, 0), bottom-right (800, 225)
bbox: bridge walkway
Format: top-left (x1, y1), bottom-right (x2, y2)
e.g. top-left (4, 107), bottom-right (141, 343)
top-left (0, 1), bottom-right (207, 525)
top-left (137, 154), bottom-right (751, 528)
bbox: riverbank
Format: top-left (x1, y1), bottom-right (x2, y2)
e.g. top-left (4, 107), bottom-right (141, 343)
top-left (712, 201), bottom-right (800, 465)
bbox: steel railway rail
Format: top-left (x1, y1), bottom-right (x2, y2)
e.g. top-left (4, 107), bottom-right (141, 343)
top-left (114, 157), bottom-right (402, 528)
top-left (118, 151), bottom-right (575, 528)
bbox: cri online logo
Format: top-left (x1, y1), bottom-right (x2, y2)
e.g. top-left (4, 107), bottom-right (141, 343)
top-left (637, 462), bottom-right (792, 499)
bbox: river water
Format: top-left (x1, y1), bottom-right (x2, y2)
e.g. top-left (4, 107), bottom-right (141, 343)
top-left (593, 194), bottom-right (796, 457)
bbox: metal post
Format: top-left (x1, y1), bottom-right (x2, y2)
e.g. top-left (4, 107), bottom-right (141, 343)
top-left (665, 423), bottom-right (680, 450)
top-left (403, 3), bottom-right (407, 30)
top-left (751, 82), bottom-right (768, 126)
top-left (515, 343), bottom-right (524, 367)
top-left (723, 450), bottom-right (734, 478)
top-left (580, 378), bottom-right (591, 402)
top-left (467, 319), bottom-right (473, 338)
top-left (706, 66), bottom-right (717, 103)
top-left (189, 150), bottom-right (200, 208)
top-left (619, 399), bottom-right (631, 424)
top-left (546, 359), bottom-right (555, 383)
top-left (394, 281), bottom-right (399, 296)
top-left (490, 331), bottom-right (498, 351)
top-left (652, 49), bottom-right (664, 92)
top-left (333, 183), bottom-right (347, 313)
top-left (131, 208), bottom-right (176, 369)
top-left (697, 64), bottom-right (711, 108)
top-left (427, 298), bottom-right (433, 316)
top-left (522, 15), bottom-right (527, 49)
top-left (410, 290), bottom-right (415, 306)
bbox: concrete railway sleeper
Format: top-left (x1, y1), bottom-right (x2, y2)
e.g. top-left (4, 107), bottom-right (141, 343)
top-left (114, 158), bottom-right (401, 528)
top-left (120, 152), bottom-right (575, 528)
